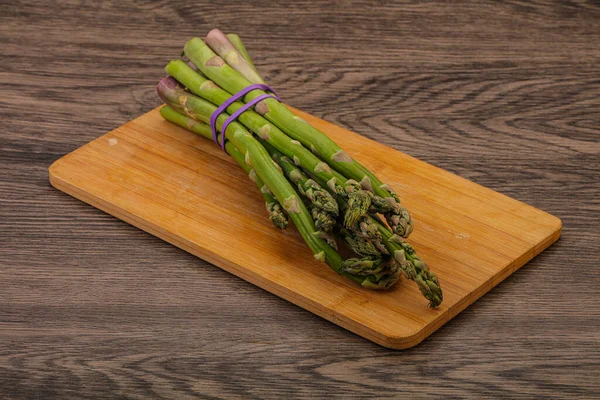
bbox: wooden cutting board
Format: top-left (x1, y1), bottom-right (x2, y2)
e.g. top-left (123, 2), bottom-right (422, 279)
top-left (49, 106), bottom-right (561, 349)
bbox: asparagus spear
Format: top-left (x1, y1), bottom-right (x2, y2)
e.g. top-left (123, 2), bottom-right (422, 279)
top-left (352, 216), bottom-right (388, 255)
top-left (269, 151), bottom-right (338, 215)
top-left (341, 255), bottom-right (384, 275)
top-left (205, 29), bottom-right (265, 85)
top-left (160, 106), bottom-right (288, 229)
top-left (361, 271), bottom-right (402, 290)
top-left (260, 140), bottom-right (338, 232)
top-left (157, 78), bottom-right (396, 289)
top-left (310, 207), bottom-right (335, 233)
top-left (343, 256), bottom-right (400, 283)
top-left (164, 59), bottom-right (371, 227)
top-left (338, 227), bottom-right (381, 257)
top-left (313, 230), bottom-right (338, 251)
top-left (376, 222), bottom-right (443, 308)
top-left (184, 35), bottom-right (413, 237)
top-left (342, 255), bottom-right (401, 290)
top-left (226, 33), bottom-right (256, 70)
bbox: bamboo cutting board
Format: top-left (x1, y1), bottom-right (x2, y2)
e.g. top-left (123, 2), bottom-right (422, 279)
top-left (49, 106), bottom-right (561, 349)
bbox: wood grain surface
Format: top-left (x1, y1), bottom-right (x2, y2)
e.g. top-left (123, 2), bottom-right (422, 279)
top-left (1, 0), bottom-right (599, 398)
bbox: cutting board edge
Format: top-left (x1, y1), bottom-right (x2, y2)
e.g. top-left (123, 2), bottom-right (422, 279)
top-left (47, 108), bottom-right (563, 350)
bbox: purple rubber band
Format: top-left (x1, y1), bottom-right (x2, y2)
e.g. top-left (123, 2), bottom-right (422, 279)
top-left (219, 94), bottom-right (279, 150)
top-left (210, 84), bottom-right (281, 151)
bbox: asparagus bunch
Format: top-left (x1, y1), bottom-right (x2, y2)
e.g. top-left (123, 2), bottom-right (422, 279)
top-left (158, 79), bottom-right (399, 290)
top-left (156, 31), bottom-right (443, 306)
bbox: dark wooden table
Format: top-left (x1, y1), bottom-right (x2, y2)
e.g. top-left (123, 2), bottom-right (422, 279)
top-left (2, 1), bottom-right (599, 398)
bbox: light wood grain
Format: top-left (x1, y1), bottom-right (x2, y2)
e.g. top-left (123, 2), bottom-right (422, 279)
top-left (3, 0), bottom-right (600, 398)
top-left (48, 106), bottom-right (561, 349)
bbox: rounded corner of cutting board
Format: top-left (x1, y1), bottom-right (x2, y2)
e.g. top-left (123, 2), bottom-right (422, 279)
top-left (48, 156), bottom-right (69, 189)
top-left (377, 331), bottom-right (428, 350)
top-left (550, 215), bottom-right (563, 237)
top-left (379, 313), bottom-right (450, 350)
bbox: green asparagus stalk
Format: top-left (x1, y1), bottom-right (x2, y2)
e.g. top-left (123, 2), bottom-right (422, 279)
top-left (205, 29), bottom-right (265, 85)
top-left (164, 59), bottom-right (371, 227)
top-left (160, 106), bottom-right (288, 229)
top-left (361, 271), bottom-right (402, 290)
top-left (260, 140), bottom-right (338, 232)
top-left (376, 222), bottom-right (443, 308)
top-left (338, 227), bottom-right (381, 257)
top-left (336, 227), bottom-right (400, 284)
top-left (313, 230), bottom-right (338, 251)
top-left (312, 151), bottom-right (400, 216)
top-left (226, 33), bottom-right (256, 70)
top-left (157, 77), bottom-right (395, 289)
top-left (343, 256), bottom-right (400, 282)
top-left (310, 207), bottom-right (336, 233)
top-left (268, 150), bottom-right (338, 215)
top-left (184, 35), bottom-right (413, 237)
top-left (341, 255), bottom-right (384, 275)
top-left (352, 216), bottom-right (388, 255)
